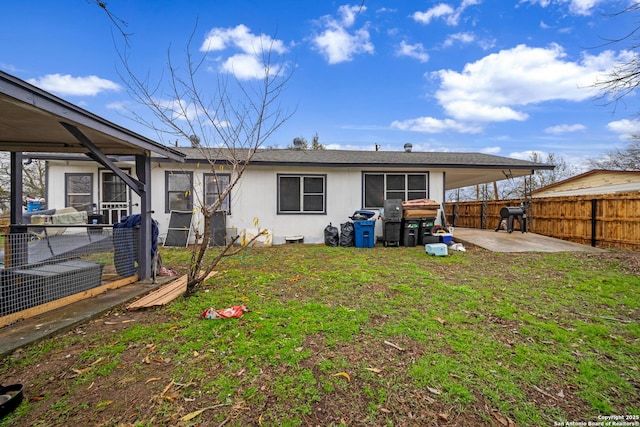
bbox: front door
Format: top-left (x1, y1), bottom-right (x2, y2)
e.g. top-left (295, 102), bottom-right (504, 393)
top-left (99, 169), bottom-right (131, 224)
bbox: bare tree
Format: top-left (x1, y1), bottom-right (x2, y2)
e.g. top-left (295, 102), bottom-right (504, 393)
top-left (496, 152), bottom-right (571, 200)
top-left (287, 133), bottom-right (325, 150)
top-left (447, 152), bottom-right (568, 202)
top-left (0, 154), bottom-right (46, 212)
top-left (22, 158), bottom-right (47, 202)
top-left (592, 3), bottom-right (640, 110)
top-left (588, 137), bottom-right (640, 170)
top-left (584, 4), bottom-right (640, 171)
top-left (120, 30), bottom-right (294, 296)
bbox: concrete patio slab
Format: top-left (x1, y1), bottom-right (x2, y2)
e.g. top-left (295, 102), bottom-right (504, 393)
top-left (451, 227), bottom-right (605, 253)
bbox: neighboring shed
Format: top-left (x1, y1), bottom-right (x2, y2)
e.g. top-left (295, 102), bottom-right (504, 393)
top-left (532, 170), bottom-right (640, 198)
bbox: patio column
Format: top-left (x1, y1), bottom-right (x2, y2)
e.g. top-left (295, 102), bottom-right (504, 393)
top-left (7, 152), bottom-right (28, 268)
top-left (136, 154), bottom-right (152, 280)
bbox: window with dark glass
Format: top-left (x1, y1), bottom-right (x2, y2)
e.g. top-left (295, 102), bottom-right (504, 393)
top-left (165, 171), bottom-right (193, 212)
top-left (65, 173), bottom-right (93, 212)
top-left (278, 174), bottom-right (326, 214)
top-left (204, 173), bottom-right (231, 213)
top-left (102, 172), bottom-right (127, 203)
top-left (363, 173), bottom-right (428, 209)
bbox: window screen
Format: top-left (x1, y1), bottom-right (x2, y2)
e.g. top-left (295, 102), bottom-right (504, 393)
top-left (204, 173), bottom-right (231, 213)
top-left (278, 175), bottom-right (326, 214)
top-left (65, 173), bottom-right (93, 212)
top-left (166, 172), bottom-right (193, 212)
top-left (363, 173), bottom-right (428, 209)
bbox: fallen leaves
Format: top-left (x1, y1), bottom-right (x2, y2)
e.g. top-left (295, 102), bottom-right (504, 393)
top-left (491, 409), bottom-right (517, 427)
top-left (96, 400), bottom-right (113, 410)
top-left (427, 386), bottom-right (442, 395)
top-left (383, 340), bottom-right (405, 351)
top-left (179, 403), bottom-right (232, 422)
top-left (332, 372), bottom-right (351, 382)
top-left (433, 316), bottom-right (447, 325)
top-left (151, 380), bottom-right (197, 404)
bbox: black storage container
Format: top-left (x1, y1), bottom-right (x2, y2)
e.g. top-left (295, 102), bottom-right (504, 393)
top-left (418, 217), bottom-right (436, 245)
top-left (402, 219), bottom-right (419, 247)
top-left (383, 221), bottom-right (401, 247)
top-left (383, 199), bottom-right (403, 221)
top-left (87, 214), bottom-right (104, 234)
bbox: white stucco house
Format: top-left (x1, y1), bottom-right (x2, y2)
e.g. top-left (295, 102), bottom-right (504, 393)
top-left (41, 146), bottom-right (553, 245)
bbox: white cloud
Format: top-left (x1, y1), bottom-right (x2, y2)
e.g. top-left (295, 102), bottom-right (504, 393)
top-left (390, 116), bottom-right (483, 133)
top-left (106, 101), bottom-right (128, 111)
top-left (432, 44), bottom-right (621, 122)
top-left (155, 98), bottom-right (207, 123)
top-left (443, 32), bottom-right (475, 48)
top-left (312, 4), bottom-right (374, 64)
top-left (337, 4), bottom-right (362, 27)
top-left (442, 100), bottom-right (528, 122)
top-left (391, 43), bottom-right (625, 136)
top-left (519, 0), bottom-right (607, 16)
top-left (219, 53), bottom-right (284, 80)
top-left (607, 119), bottom-right (640, 139)
top-left (545, 123), bottom-right (586, 134)
top-left (201, 24), bottom-right (287, 54)
top-left (396, 41), bottom-right (429, 62)
top-left (200, 24), bottom-right (287, 80)
top-left (412, 4), bottom-right (455, 25)
top-left (509, 149), bottom-right (545, 160)
top-left (412, 0), bottom-right (482, 26)
top-left (480, 146), bottom-right (502, 154)
top-left (28, 74), bottom-right (121, 96)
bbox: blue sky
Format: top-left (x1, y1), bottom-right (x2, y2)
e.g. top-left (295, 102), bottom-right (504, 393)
top-left (1, 0), bottom-right (638, 168)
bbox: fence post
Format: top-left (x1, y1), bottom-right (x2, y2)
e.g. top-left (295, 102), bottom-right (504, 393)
top-left (591, 198), bottom-right (597, 247)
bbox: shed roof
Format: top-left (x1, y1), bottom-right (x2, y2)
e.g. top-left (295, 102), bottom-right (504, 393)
top-left (532, 169), bottom-right (640, 197)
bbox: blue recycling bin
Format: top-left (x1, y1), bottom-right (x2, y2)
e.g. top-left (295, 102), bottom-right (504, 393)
top-left (26, 200), bottom-right (41, 212)
top-left (354, 220), bottom-right (375, 248)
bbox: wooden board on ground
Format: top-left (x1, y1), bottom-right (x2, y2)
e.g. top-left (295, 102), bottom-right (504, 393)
top-left (127, 271), bottom-right (217, 309)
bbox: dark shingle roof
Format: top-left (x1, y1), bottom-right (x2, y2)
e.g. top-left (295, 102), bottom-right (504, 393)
top-left (174, 147), bottom-right (553, 170)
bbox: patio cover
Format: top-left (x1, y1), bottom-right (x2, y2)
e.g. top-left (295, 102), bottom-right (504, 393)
top-left (0, 70), bottom-right (185, 279)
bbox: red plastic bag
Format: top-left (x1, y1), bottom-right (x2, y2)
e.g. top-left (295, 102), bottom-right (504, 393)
top-left (201, 305), bottom-right (248, 319)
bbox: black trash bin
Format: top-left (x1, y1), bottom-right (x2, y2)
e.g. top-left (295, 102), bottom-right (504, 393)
top-left (87, 213), bottom-right (104, 235)
top-left (383, 221), bottom-right (401, 247)
top-left (418, 217), bottom-right (436, 245)
top-left (402, 219), bottom-right (419, 247)
top-left (382, 199), bottom-right (402, 247)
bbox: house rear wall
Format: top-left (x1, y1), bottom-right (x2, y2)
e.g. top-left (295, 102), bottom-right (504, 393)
top-left (46, 161), bottom-right (445, 245)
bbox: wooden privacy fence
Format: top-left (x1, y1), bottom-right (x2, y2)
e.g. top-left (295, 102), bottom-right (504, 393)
top-left (445, 193), bottom-right (640, 251)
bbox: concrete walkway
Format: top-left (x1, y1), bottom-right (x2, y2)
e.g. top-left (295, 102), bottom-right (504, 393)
top-left (452, 227), bottom-right (604, 252)
top-left (0, 279), bottom-right (164, 357)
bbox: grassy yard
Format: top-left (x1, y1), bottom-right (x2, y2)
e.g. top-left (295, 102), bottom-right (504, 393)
top-left (0, 244), bottom-right (639, 426)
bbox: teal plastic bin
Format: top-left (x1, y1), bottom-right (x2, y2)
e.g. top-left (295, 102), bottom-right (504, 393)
top-left (425, 243), bottom-right (448, 256)
top-left (354, 220), bottom-right (375, 248)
